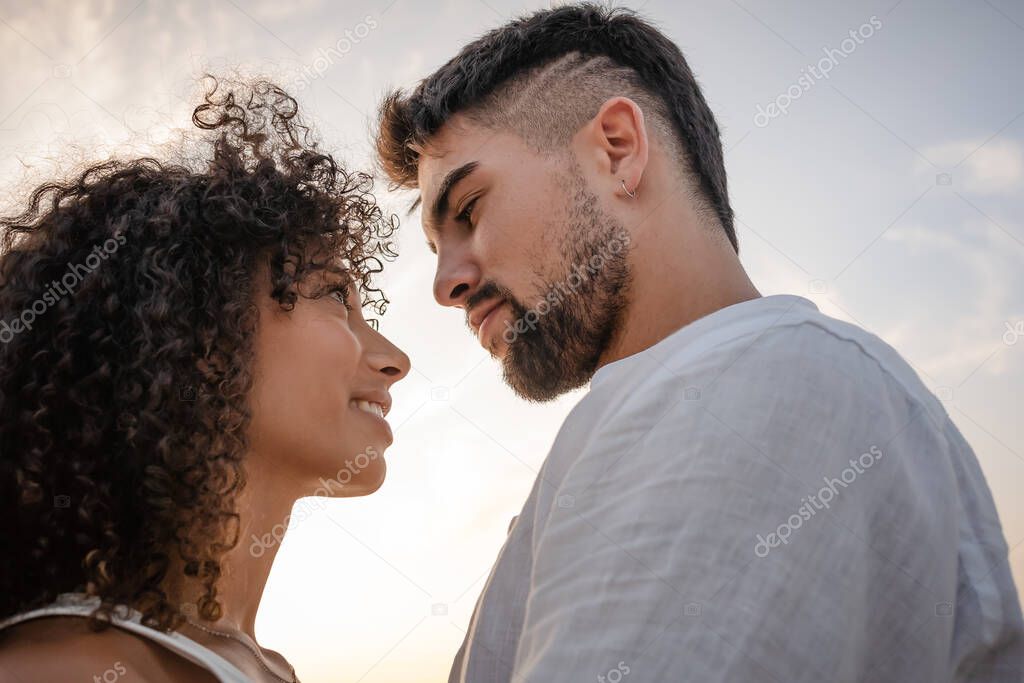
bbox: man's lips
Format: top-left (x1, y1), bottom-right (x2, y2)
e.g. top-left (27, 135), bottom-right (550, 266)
top-left (468, 298), bottom-right (506, 337)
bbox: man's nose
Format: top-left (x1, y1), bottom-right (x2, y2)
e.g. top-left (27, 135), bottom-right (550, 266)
top-left (433, 250), bottom-right (481, 308)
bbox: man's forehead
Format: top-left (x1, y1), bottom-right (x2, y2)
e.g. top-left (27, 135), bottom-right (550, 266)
top-left (416, 115), bottom-right (484, 193)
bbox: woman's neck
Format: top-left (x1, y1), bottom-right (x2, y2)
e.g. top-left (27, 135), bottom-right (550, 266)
top-left (166, 459), bottom-right (305, 639)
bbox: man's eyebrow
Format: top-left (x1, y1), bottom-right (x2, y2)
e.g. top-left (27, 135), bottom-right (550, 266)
top-left (429, 161), bottom-right (479, 227)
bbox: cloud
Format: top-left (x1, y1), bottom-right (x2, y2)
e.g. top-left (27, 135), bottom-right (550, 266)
top-left (880, 218), bottom-right (1024, 381)
top-left (921, 138), bottom-right (1024, 195)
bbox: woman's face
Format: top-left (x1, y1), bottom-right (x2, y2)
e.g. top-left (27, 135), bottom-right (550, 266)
top-left (248, 263), bottom-right (410, 497)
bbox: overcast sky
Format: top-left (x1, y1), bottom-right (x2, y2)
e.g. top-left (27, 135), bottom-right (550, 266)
top-left (1, 0), bottom-right (1022, 680)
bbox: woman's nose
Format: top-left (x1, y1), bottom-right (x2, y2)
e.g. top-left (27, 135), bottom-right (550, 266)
top-left (367, 333), bottom-right (410, 384)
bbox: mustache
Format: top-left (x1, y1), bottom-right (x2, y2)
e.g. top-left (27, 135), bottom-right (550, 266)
top-left (464, 281), bottom-right (521, 330)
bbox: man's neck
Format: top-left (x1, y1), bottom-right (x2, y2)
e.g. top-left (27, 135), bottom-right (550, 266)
top-left (598, 222), bottom-right (760, 369)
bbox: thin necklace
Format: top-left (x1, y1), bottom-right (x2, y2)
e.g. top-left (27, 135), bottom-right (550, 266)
top-left (186, 617), bottom-right (298, 683)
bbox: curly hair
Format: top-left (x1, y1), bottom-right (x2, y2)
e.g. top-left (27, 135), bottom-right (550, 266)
top-left (0, 76), bottom-right (396, 632)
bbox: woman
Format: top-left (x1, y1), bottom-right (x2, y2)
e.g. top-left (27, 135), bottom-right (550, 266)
top-left (0, 77), bottom-right (409, 682)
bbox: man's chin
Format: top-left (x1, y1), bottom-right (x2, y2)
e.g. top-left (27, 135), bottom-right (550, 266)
top-left (485, 337), bottom-right (510, 360)
top-left (502, 338), bottom-right (601, 403)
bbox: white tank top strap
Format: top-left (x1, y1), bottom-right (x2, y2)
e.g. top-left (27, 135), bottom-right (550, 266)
top-left (0, 593), bottom-right (252, 682)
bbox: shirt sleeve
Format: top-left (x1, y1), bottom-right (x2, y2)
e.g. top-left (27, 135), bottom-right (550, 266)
top-left (510, 331), bottom-right (957, 683)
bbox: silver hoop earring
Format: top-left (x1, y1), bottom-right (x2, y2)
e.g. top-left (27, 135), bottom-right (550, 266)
top-left (621, 179), bottom-right (637, 199)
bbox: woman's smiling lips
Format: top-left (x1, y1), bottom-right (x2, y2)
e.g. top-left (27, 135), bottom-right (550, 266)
top-left (353, 399), bottom-right (385, 418)
top-left (350, 393), bottom-right (393, 442)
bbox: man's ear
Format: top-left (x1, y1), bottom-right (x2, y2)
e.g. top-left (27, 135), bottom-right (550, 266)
top-left (581, 96), bottom-right (649, 199)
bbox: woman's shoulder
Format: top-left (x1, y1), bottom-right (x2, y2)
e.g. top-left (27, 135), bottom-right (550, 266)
top-left (0, 615), bottom-right (221, 683)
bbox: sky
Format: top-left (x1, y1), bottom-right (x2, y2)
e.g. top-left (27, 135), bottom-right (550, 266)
top-left (0, 0), bottom-right (1022, 681)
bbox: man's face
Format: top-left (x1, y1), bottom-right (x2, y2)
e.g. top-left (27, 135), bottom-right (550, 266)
top-left (418, 116), bottom-right (632, 401)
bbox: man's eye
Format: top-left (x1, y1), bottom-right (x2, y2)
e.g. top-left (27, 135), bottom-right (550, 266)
top-left (455, 197), bottom-right (478, 226)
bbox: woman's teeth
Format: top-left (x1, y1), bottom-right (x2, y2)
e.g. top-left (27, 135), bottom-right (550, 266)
top-left (353, 400), bottom-right (384, 418)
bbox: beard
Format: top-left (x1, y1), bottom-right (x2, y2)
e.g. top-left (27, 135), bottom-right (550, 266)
top-left (475, 169), bottom-right (632, 402)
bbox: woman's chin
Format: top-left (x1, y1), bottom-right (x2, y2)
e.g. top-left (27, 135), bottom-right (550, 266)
top-left (357, 469), bottom-right (387, 496)
top-left (336, 472), bottom-right (386, 497)
top-left (310, 452), bottom-right (386, 498)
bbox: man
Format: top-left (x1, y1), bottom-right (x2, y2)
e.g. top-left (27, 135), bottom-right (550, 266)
top-left (376, 4), bottom-right (1023, 681)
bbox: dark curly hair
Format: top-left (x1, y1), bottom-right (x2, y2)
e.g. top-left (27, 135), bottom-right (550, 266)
top-left (0, 76), bottom-right (396, 632)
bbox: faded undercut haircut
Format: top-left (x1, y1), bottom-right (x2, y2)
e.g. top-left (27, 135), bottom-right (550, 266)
top-left (375, 3), bottom-right (737, 251)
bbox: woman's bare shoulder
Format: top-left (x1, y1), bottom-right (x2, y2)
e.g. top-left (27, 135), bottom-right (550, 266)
top-left (0, 616), bottom-right (220, 683)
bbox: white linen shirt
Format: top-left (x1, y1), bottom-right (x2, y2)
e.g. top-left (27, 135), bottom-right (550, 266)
top-left (449, 294), bottom-right (1023, 683)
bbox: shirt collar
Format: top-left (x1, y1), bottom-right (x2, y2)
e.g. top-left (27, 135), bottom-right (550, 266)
top-left (589, 294), bottom-right (818, 391)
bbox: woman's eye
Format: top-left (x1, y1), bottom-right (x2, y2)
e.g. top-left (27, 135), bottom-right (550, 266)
top-left (329, 286), bottom-right (352, 310)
